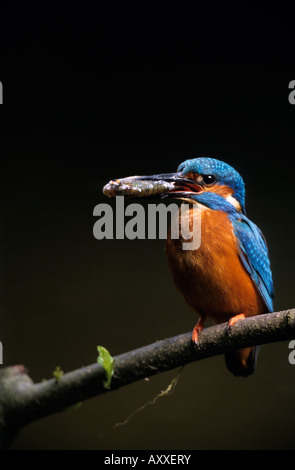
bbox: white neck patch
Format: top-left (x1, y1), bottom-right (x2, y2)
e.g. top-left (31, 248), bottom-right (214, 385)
top-left (226, 195), bottom-right (241, 211)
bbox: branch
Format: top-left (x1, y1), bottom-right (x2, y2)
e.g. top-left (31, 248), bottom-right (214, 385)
top-left (1, 309), bottom-right (295, 449)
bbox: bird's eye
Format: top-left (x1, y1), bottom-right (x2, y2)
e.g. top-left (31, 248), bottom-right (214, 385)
top-left (203, 174), bottom-right (215, 185)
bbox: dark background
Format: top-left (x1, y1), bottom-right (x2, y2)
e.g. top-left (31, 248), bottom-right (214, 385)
top-left (1, 2), bottom-right (295, 449)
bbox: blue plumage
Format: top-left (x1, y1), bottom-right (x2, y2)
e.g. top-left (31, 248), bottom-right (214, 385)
top-left (232, 216), bottom-right (274, 313)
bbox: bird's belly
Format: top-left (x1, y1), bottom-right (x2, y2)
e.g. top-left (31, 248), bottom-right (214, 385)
top-left (165, 207), bottom-right (266, 323)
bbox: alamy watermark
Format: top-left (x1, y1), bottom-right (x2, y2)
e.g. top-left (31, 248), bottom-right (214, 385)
top-left (288, 80), bottom-right (295, 104)
top-left (0, 81), bottom-right (2, 104)
top-left (288, 340), bottom-right (295, 365)
top-left (0, 341), bottom-right (3, 365)
top-left (93, 196), bottom-right (202, 250)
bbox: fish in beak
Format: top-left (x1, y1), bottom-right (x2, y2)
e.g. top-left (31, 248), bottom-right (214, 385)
top-left (103, 172), bottom-right (204, 199)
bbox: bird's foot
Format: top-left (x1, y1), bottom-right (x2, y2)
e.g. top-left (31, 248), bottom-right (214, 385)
top-left (192, 317), bottom-right (205, 347)
top-left (227, 313), bottom-right (246, 331)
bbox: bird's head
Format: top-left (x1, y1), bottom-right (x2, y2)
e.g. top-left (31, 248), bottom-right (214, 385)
top-left (175, 157), bottom-right (246, 213)
top-left (122, 157), bottom-right (246, 214)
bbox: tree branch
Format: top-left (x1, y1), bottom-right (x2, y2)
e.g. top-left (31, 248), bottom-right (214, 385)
top-left (1, 309), bottom-right (295, 449)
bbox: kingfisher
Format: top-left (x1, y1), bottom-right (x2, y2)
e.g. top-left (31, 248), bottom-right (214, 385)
top-left (105, 157), bottom-right (274, 377)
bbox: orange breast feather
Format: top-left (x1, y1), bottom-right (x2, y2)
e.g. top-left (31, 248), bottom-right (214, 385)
top-left (166, 205), bottom-right (266, 324)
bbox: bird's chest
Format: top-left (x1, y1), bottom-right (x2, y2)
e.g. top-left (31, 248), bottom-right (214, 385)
top-left (165, 205), bottom-right (243, 317)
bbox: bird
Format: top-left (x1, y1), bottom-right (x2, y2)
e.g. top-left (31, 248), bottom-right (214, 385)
top-left (105, 157), bottom-right (274, 377)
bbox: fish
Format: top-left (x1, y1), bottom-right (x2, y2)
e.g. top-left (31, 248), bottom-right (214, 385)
top-left (103, 176), bottom-right (176, 198)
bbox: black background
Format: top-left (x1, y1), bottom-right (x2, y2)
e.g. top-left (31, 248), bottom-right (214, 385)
top-left (1, 2), bottom-right (295, 449)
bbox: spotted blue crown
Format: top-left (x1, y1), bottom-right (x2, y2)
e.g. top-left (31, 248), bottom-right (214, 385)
top-left (178, 157), bottom-right (246, 214)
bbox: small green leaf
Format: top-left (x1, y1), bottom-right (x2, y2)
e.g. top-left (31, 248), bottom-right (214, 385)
top-left (53, 366), bottom-right (64, 382)
top-left (97, 345), bottom-right (114, 389)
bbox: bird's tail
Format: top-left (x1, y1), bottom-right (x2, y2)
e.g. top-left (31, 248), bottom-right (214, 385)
top-left (225, 346), bottom-right (259, 377)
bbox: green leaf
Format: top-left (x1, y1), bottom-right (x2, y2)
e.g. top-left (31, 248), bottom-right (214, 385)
top-left (97, 345), bottom-right (114, 389)
top-left (53, 366), bottom-right (64, 382)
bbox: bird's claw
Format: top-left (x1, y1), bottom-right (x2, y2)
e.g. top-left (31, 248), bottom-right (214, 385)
top-left (227, 313), bottom-right (246, 332)
top-left (192, 318), bottom-right (205, 348)
top-left (192, 334), bottom-right (200, 349)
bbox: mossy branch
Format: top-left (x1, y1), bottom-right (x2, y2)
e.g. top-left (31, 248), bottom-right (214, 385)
top-left (0, 309), bottom-right (295, 449)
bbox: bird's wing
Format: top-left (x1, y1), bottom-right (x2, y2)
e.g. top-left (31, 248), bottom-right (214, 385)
top-left (232, 215), bottom-right (274, 312)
